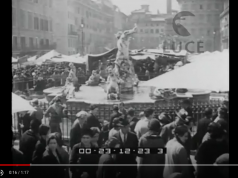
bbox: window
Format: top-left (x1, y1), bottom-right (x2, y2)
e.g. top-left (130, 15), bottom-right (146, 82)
top-left (40, 19), bottom-right (44, 30)
top-left (20, 37), bottom-right (26, 48)
top-left (29, 37), bottom-right (34, 48)
top-left (12, 36), bottom-right (17, 47)
top-left (12, 7), bottom-right (16, 27)
top-left (45, 20), bottom-right (48, 31)
top-left (49, 19), bottom-right (52, 31)
top-left (151, 29), bottom-right (154, 33)
top-left (35, 37), bottom-right (38, 47)
top-left (140, 29), bottom-right (143, 33)
top-left (40, 39), bottom-right (44, 47)
top-left (45, 39), bottom-right (49, 47)
top-left (19, 9), bottom-right (25, 28)
top-left (34, 0), bottom-right (38, 3)
top-left (161, 29), bottom-right (163, 32)
top-left (28, 12), bottom-right (33, 29)
top-left (34, 15), bottom-right (39, 30)
top-left (207, 4), bottom-right (211, 10)
top-left (156, 29), bottom-right (159, 33)
top-left (200, 5), bottom-right (203, 9)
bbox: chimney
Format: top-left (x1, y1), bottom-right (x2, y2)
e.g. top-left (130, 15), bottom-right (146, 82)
top-left (141, 5), bottom-right (149, 12)
top-left (167, 0), bottom-right (172, 15)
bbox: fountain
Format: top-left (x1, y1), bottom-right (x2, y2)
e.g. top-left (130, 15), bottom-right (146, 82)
top-left (43, 24), bottom-right (214, 106)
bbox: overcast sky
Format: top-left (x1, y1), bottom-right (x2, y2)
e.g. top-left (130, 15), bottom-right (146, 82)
top-left (112, 0), bottom-right (180, 15)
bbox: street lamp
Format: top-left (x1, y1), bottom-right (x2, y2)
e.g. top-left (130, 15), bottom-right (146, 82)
top-left (81, 19), bottom-right (84, 56)
top-left (213, 30), bottom-right (216, 51)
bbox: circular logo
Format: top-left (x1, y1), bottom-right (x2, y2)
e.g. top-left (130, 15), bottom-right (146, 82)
top-left (173, 11), bottom-right (195, 37)
top-left (0, 170), bottom-right (4, 176)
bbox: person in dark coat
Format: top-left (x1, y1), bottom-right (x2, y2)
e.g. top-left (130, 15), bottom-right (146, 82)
top-left (41, 134), bottom-right (65, 178)
top-left (158, 112), bottom-right (172, 128)
top-left (98, 129), bottom-right (109, 148)
top-left (214, 153), bottom-right (229, 178)
top-left (91, 127), bottom-right (100, 147)
top-left (118, 102), bottom-right (127, 115)
top-left (160, 109), bottom-right (187, 145)
top-left (112, 118), bottom-right (138, 178)
top-left (214, 107), bottom-right (229, 137)
top-left (195, 122), bottom-right (229, 178)
top-left (109, 105), bottom-right (122, 129)
top-left (12, 132), bottom-right (24, 164)
top-left (31, 125), bottom-right (50, 178)
top-left (196, 108), bottom-right (213, 147)
top-left (28, 99), bottom-right (44, 122)
top-left (69, 111), bottom-right (88, 149)
top-left (44, 98), bottom-right (67, 134)
top-left (138, 119), bottom-right (165, 178)
top-left (83, 105), bottom-right (101, 131)
top-left (97, 138), bottom-right (121, 178)
top-left (19, 111), bottom-right (35, 134)
top-left (126, 108), bottom-right (139, 133)
top-left (70, 128), bottom-right (99, 178)
top-left (19, 119), bottom-right (41, 164)
top-left (32, 124), bottom-right (50, 164)
top-left (179, 99), bottom-right (193, 117)
top-left (55, 132), bottom-right (70, 178)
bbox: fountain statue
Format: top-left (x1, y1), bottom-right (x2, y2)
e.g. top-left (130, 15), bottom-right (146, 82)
top-left (114, 24), bottom-right (138, 93)
top-left (60, 63), bottom-right (79, 99)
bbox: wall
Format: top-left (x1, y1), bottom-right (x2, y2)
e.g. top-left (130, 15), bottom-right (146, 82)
top-left (177, 0), bottom-right (223, 52)
top-left (220, 0), bottom-right (229, 50)
top-left (12, 0), bottom-right (55, 56)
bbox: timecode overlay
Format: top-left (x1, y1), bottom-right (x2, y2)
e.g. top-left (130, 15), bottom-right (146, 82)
top-left (0, 166), bottom-right (30, 177)
top-left (77, 148), bottom-right (166, 154)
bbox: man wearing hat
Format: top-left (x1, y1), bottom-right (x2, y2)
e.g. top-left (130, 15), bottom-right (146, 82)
top-left (158, 112), bottom-right (172, 128)
top-left (126, 107), bottom-right (139, 133)
top-left (12, 130), bottom-right (24, 164)
top-left (83, 104), bottom-right (101, 131)
top-left (112, 118), bottom-right (138, 178)
top-left (109, 105), bottom-right (122, 129)
top-left (108, 117), bottom-right (123, 140)
top-left (29, 99), bottom-right (44, 121)
top-left (196, 108), bottom-right (213, 147)
top-left (214, 107), bottom-right (229, 133)
top-left (195, 122), bottom-right (229, 178)
top-left (138, 119), bottom-right (165, 178)
top-left (69, 111), bottom-right (88, 149)
top-left (160, 109), bottom-right (188, 145)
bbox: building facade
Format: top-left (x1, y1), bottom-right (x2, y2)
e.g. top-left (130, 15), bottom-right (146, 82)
top-left (12, 0), bottom-right (117, 56)
top-left (12, 0), bottom-right (57, 57)
top-left (129, 5), bottom-right (171, 49)
top-left (177, 0), bottom-right (224, 52)
top-left (67, 0), bottom-right (115, 55)
top-left (220, 0), bottom-right (229, 50)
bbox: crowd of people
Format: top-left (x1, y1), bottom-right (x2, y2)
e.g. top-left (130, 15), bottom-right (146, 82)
top-left (12, 63), bottom-right (86, 93)
top-left (12, 98), bottom-right (229, 178)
